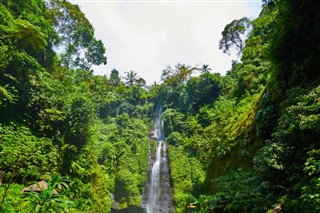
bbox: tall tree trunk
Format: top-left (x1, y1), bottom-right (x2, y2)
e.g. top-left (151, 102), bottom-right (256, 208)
top-left (1, 167), bottom-right (16, 207)
top-left (0, 171), bottom-right (5, 186)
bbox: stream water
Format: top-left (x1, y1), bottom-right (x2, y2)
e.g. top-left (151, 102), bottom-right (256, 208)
top-left (145, 107), bottom-right (173, 213)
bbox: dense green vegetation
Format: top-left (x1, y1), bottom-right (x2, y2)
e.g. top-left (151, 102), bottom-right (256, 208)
top-left (161, 1), bottom-right (320, 212)
top-left (1, 0), bottom-right (319, 212)
top-left (0, 0), bottom-right (151, 212)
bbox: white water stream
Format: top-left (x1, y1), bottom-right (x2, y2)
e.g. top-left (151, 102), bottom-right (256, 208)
top-left (145, 107), bottom-right (173, 213)
top-left (146, 141), bottom-right (163, 213)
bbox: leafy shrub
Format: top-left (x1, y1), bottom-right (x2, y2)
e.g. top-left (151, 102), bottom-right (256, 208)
top-left (0, 124), bottom-right (59, 182)
top-left (191, 171), bottom-right (273, 212)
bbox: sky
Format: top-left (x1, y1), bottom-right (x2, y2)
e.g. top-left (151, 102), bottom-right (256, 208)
top-left (70, 0), bottom-right (262, 84)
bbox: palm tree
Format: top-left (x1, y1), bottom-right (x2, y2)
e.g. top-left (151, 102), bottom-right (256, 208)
top-left (200, 64), bottom-right (212, 74)
top-left (175, 63), bottom-right (198, 84)
top-left (161, 64), bottom-right (198, 85)
top-left (124, 70), bottom-right (138, 86)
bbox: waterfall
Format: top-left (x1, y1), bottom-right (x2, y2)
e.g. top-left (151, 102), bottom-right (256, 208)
top-left (145, 107), bottom-right (173, 213)
top-left (146, 141), bottom-right (162, 213)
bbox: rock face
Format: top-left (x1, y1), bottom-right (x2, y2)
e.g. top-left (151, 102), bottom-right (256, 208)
top-left (21, 180), bottom-right (58, 195)
top-left (148, 131), bottom-right (156, 139)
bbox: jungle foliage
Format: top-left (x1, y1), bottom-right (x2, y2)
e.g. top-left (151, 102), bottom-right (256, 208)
top-left (160, 1), bottom-right (320, 212)
top-left (0, 0), bottom-right (151, 212)
top-left (0, 0), bottom-right (319, 212)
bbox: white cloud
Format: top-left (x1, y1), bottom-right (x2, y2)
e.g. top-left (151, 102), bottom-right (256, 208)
top-left (72, 0), bottom-right (262, 84)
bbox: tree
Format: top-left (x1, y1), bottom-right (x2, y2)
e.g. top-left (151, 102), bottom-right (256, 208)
top-left (65, 95), bottom-right (93, 150)
top-left (47, 0), bottom-right (107, 70)
top-left (200, 64), bottom-right (212, 74)
top-left (136, 78), bottom-right (146, 87)
top-left (262, 0), bottom-right (277, 6)
top-left (110, 68), bottom-right (121, 87)
top-left (124, 70), bottom-right (138, 86)
top-left (186, 72), bottom-right (221, 114)
top-left (161, 63), bottom-right (198, 86)
top-left (219, 17), bottom-right (251, 56)
top-left (80, 38), bottom-right (107, 71)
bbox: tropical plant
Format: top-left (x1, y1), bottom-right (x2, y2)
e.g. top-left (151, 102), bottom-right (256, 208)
top-left (27, 176), bottom-right (70, 213)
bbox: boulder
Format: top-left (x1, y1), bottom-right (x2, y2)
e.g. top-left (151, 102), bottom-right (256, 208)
top-left (21, 180), bottom-right (58, 195)
top-left (272, 203), bottom-right (284, 213)
top-left (148, 131), bottom-right (156, 139)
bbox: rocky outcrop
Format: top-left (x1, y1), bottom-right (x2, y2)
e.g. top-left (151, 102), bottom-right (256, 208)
top-left (272, 203), bottom-right (284, 213)
top-left (21, 180), bottom-right (58, 195)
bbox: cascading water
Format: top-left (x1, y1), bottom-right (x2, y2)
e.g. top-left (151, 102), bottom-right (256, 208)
top-left (147, 141), bottom-right (162, 213)
top-left (145, 107), bottom-right (173, 213)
